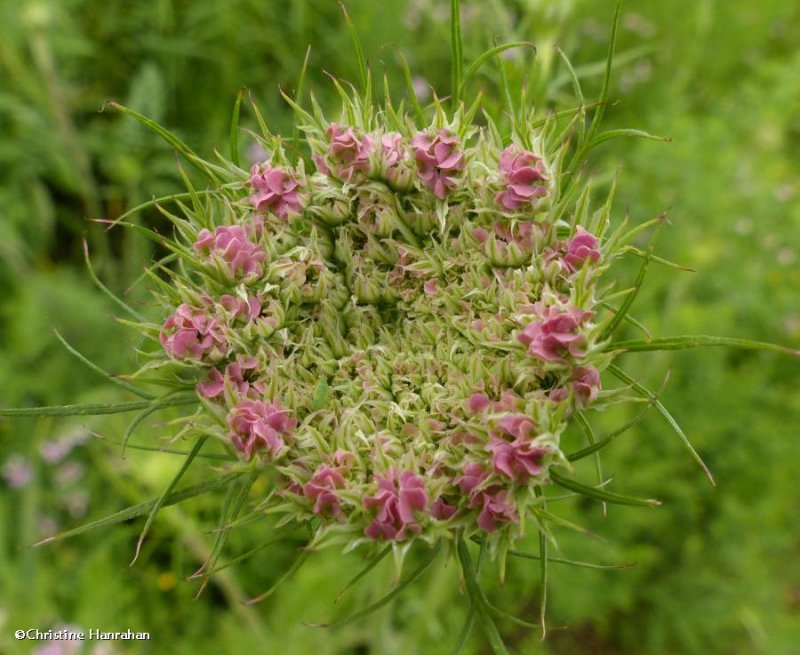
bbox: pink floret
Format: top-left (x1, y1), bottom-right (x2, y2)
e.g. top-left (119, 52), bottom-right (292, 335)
top-left (227, 399), bottom-right (296, 461)
top-left (517, 305), bottom-right (594, 362)
top-left (193, 225), bottom-right (266, 279)
top-left (160, 303), bottom-right (225, 360)
top-left (411, 129), bottom-right (465, 198)
top-left (249, 164), bottom-right (303, 219)
top-left (494, 146), bottom-right (549, 211)
top-left (325, 123), bottom-right (374, 182)
top-left (363, 470), bottom-right (429, 541)
top-left (563, 227), bottom-right (601, 272)
top-left (304, 465), bottom-right (347, 520)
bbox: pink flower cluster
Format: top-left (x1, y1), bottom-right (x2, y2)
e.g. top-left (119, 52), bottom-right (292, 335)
top-left (317, 123), bottom-right (375, 182)
top-left (563, 227), bottom-right (602, 272)
top-left (457, 463), bottom-right (518, 532)
top-left (160, 303), bottom-right (225, 360)
top-left (304, 464), bottom-right (347, 520)
top-left (518, 304), bottom-right (595, 363)
top-left (363, 470), bottom-right (429, 541)
top-left (227, 399), bottom-right (297, 461)
top-left (549, 366), bottom-right (602, 406)
top-left (495, 146), bottom-right (549, 211)
top-left (194, 225), bottom-right (265, 279)
top-left (249, 164), bottom-right (303, 220)
top-left (196, 355), bottom-right (265, 399)
top-left (411, 129), bottom-right (465, 198)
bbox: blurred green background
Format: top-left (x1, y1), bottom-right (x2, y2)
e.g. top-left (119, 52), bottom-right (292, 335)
top-left (1, 0), bottom-right (799, 653)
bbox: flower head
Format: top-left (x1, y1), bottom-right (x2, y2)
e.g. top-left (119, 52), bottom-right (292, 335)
top-left (249, 164), bottom-right (303, 219)
top-left (227, 399), bottom-right (296, 461)
top-left (411, 129), bottom-right (465, 198)
top-left (563, 227), bottom-right (601, 272)
top-left (194, 225), bottom-right (266, 279)
top-left (160, 303), bottom-right (225, 360)
top-left (517, 304), bottom-right (595, 362)
top-left (494, 146), bottom-right (549, 211)
top-left (363, 470), bottom-right (429, 541)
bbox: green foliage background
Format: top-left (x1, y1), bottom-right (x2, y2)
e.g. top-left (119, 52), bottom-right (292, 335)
top-left (1, 1), bottom-right (798, 653)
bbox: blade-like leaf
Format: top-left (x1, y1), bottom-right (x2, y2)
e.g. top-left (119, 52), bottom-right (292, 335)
top-left (32, 471), bottom-right (243, 546)
top-left (0, 393), bottom-right (197, 418)
top-left (53, 330), bottom-right (153, 400)
top-left (311, 542), bottom-right (441, 628)
top-left (550, 470), bottom-right (661, 507)
top-left (450, 0), bottom-right (463, 108)
top-left (608, 335), bottom-right (800, 357)
top-left (335, 544), bottom-right (392, 603)
top-left (131, 436), bottom-right (208, 565)
top-left (608, 364), bottom-right (716, 485)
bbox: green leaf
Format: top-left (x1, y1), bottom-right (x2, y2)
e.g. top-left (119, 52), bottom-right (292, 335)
top-left (0, 393), bottom-right (197, 417)
top-left (132, 436), bottom-right (208, 565)
top-left (567, 407), bottom-right (651, 462)
top-left (608, 364), bottom-right (716, 485)
top-left (334, 544), bottom-right (391, 603)
top-left (83, 240), bottom-right (147, 322)
top-left (460, 42), bottom-right (534, 96)
top-left (244, 549), bottom-right (311, 605)
top-left (108, 102), bottom-right (224, 181)
top-left (607, 335), bottom-right (800, 357)
top-left (32, 471), bottom-right (243, 546)
top-left (450, 0), bottom-right (463, 109)
top-left (600, 216), bottom-right (663, 339)
top-left (53, 330), bottom-right (154, 400)
top-left (575, 412), bottom-right (606, 515)
top-left (506, 549), bottom-right (636, 570)
top-left (550, 470), bottom-right (661, 507)
top-left (339, 1), bottom-right (367, 93)
top-left (229, 87), bottom-right (244, 167)
top-left (588, 128), bottom-right (671, 149)
top-left (392, 46), bottom-right (425, 124)
top-left (311, 541), bottom-right (441, 628)
top-left (456, 537), bottom-right (509, 655)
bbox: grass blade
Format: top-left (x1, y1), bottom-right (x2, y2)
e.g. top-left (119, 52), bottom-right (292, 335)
top-left (460, 42), bottom-right (534, 96)
top-left (32, 471), bottom-right (243, 546)
top-left (608, 364), bottom-right (716, 485)
top-left (339, 1), bottom-right (367, 93)
top-left (131, 436), bottom-right (208, 565)
top-left (311, 542), bottom-right (441, 628)
top-left (506, 550), bottom-right (636, 570)
top-left (335, 544), bottom-right (392, 603)
top-left (53, 330), bottom-right (154, 400)
top-left (0, 394), bottom-right (197, 417)
top-left (550, 470), bottom-right (661, 507)
top-left (450, 0), bottom-right (463, 109)
top-left (456, 537), bottom-right (509, 655)
top-left (608, 335), bottom-right (800, 357)
top-left (229, 87), bottom-right (244, 167)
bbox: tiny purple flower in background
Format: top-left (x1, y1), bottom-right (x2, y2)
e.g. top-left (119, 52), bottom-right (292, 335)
top-left (194, 225), bottom-right (266, 279)
top-left (411, 129), bottom-right (465, 198)
top-left (321, 123), bottom-right (374, 182)
top-left (40, 440), bottom-right (73, 464)
top-left (54, 461), bottom-right (85, 487)
top-left (517, 304), bottom-right (594, 362)
top-left (563, 227), bottom-right (601, 272)
top-left (304, 465), bottom-right (347, 520)
top-left (2, 454), bottom-right (33, 489)
top-left (411, 75), bottom-right (431, 102)
top-left (363, 470), bottom-right (429, 541)
top-left (160, 303), bottom-right (225, 360)
top-left (227, 400), bottom-right (296, 461)
top-left (495, 146), bottom-right (549, 211)
top-left (249, 164), bottom-right (303, 220)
